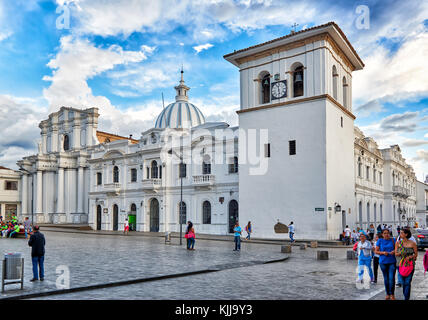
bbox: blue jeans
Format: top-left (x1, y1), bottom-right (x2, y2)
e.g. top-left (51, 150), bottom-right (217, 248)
top-left (234, 236), bottom-right (241, 250)
top-left (380, 263), bottom-right (396, 296)
top-left (32, 256), bottom-right (44, 280)
top-left (396, 266), bottom-right (403, 285)
top-left (187, 237), bottom-right (195, 249)
top-left (358, 256), bottom-right (374, 281)
top-left (401, 270), bottom-right (414, 300)
top-left (289, 232), bottom-right (294, 242)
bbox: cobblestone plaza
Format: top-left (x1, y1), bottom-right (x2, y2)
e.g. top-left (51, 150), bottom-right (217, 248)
top-left (1, 230), bottom-right (427, 300)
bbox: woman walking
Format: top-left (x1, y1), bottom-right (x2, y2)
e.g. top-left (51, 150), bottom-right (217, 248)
top-left (356, 233), bottom-right (374, 284)
top-left (395, 228), bottom-right (418, 300)
top-left (375, 228), bottom-right (396, 300)
top-left (245, 221), bottom-right (252, 240)
top-left (185, 221), bottom-right (196, 250)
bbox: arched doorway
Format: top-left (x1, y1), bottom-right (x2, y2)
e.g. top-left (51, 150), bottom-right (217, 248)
top-left (228, 200), bottom-right (239, 233)
top-left (129, 203), bottom-right (137, 231)
top-left (150, 198), bottom-right (160, 232)
top-left (113, 204), bottom-right (119, 231)
top-left (96, 205), bottom-right (102, 231)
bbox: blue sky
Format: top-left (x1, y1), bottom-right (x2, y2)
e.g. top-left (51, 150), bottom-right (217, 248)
top-left (0, 0), bottom-right (427, 180)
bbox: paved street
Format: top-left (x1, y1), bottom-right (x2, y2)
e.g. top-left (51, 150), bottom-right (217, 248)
top-left (0, 231), bottom-right (427, 300)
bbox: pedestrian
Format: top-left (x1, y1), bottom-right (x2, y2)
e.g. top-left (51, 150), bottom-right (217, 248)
top-left (356, 233), bottom-right (375, 284)
top-left (395, 227), bottom-right (417, 289)
top-left (245, 221), bottom-right (252, 240)
top-left (124, 218), bottom-right (129, 235)
top-left (288, 221), bottom-right (295, 243)
top-left (372, 233), bottom-right (381, 283)
top-left (233, 221), bottom-right (242, 251)
top-left (24, 217), bottom-right (31, 239)
top-left (369, 224), bottom-right (375, 240)
top-left (375, 228), bottom-right (396, 300)
top-left (185, 221), bottom-right (195, 250)
top-left (395, 228), bottom-right (418, 300)
top-left (344, 225), bottom-right (351, 245)
top-left (377, 224), bottom-right (382, 234)
top-left (351, 229), bottom-right (359, 244)
top-left (28, 225), bottom-right (45, 282)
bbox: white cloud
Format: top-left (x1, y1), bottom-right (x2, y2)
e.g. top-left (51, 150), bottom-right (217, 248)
top-left (193, 43), bottom-right (214, 54)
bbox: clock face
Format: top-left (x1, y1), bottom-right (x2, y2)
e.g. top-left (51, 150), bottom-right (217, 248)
top-left (271, 81), bottom-right (287, 99)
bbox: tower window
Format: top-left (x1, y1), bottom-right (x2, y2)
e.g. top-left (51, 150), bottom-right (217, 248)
top-left (289, 140), bottom-right (296, 155)
top-left (332, 66), bottom-right (338, 100)
top-left (293, 66), bottom-right (304, 97)
top-left (342, 77), bottom-right (348, 109)
top-left (261, 74), bottom-right (271, 104)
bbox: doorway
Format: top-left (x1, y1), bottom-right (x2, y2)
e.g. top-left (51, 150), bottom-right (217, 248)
top-left (150, 198), bottom-right (159, 232)
top-left (113, 204), bottom-right (119, 231)
top-left (96, 205), bottom-right (102, 231)
top-left (228, 200), bottom-right (239, 233)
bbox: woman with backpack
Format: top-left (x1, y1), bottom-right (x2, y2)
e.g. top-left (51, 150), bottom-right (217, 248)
top-left (375, 228), bottom-right (396, 300)
top-left (395, 228), bottom-right (418, 300)
top-left (356, 233), bottom-right (375, 284)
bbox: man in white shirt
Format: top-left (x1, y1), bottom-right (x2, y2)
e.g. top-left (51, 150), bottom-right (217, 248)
top-left (344, 225), bottom-right (352, 245)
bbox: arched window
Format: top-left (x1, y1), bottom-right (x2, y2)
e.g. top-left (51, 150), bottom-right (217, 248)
top-left (202, 201), bottom-right (211, 224)
top-left (179, 202), bottom-right (186, 225)
top-left (332, 66), bottom-right (338, 100)
top-left (358, 201), bottom-right (363, 225)
top-left (342, 77), bottom-right (348, 109)
top-left (151, 161), bottom-right (158, 179)
top-left (261, 73), bottom-right (271, 104)
top-left (113, 166), bottom-right (119, 183)
top-left (203, 155), bottom-right (211, 175)
top-left (357, 157), bottom-right (362, 177)
top-left (293, 66), bottom-right (304, 97)
top-left (63, 135), bottom-right (70, 151)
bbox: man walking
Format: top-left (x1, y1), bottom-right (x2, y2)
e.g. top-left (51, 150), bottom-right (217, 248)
top-left (233, 221), bottom-right (242, 251)
top-left (344, 225), bottom-right (352, 245)
top-left (28, 225), bottom-right (45, 282)
top-left (288, 221), bottom-right (295, 243)
top-left (24, 217), bottom-right (31, 239)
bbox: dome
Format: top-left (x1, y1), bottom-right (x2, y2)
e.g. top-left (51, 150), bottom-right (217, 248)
top-left (154, 70), bottom-right (206, 129)
top-left (155, 101), bottom-right (205, 129)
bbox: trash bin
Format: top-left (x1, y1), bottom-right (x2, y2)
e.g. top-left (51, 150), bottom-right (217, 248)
top-left (4, 253), bottom-right (22, 280)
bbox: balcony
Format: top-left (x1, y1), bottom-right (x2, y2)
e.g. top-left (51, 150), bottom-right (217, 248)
top-left (392, 185), bottom-right (410, 198)
top-left (193, 175), bottom-right (215, 188)
top-left (104, 183), bottom-right (121, 196)
top-left (142, 178), bottom-right (162, 191)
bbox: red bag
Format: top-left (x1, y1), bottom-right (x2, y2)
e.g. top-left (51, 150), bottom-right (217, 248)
top-left (399, 259), bottom-right (414, 277)
top-left (353, 242), bottom-right (358, 251)
top-left (184, 232), bottom-right (195, 239)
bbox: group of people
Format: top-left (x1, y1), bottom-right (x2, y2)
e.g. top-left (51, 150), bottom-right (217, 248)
top-left (0, 215), bottom-right (32, 239)
top-left (182, 220), bottom-right (253, 251)
top-left (354, 225), bottom-right (426, 300)
top-left (342, 223), bottom-right (398, 245)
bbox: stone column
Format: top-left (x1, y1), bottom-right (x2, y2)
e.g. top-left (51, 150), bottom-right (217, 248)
top-left (36, 170), bottom-right (43, 214)
top-left (77, 166), bottom-right (84, 213)
top-left (21, 174), bottom-right (28, 215)
top-left (57, 167), bottom-right (64, 214)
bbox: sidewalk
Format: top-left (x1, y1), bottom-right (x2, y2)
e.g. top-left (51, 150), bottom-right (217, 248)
top-left (38, 224), bottom-right (352, 248)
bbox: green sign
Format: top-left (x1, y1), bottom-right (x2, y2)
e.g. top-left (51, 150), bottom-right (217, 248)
top-left (315, 208), bottom-right (325, 212)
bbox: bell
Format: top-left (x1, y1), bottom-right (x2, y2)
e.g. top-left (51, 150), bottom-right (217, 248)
top-left (294, 73), bottom-right (303, 83)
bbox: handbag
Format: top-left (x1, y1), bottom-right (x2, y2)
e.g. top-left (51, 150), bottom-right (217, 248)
top-left (399, 259), bottom-right (414, 277)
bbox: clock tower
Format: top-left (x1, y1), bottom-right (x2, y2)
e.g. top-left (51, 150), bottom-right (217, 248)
top-left (224, 22), bottom-right (364, 240)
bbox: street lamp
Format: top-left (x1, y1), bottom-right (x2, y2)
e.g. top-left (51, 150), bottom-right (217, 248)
top-left (19, 168), bottom-right (33, 226)
top-left (168, 148), bottom-right (184, 245)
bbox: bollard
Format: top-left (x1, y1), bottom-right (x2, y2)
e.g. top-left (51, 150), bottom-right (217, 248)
top-left (317, 251), bottom-right (329, 260)
top-left (281, 245), bottom-right (292, 253)
top-left (164, 232), bottom-right (171, 244)
top-left (310, 241), bottom-right (318, 248)
top-left (300, 244), bottom-right (307, 250)
top-left (347, 250), bottom-right (356, 260)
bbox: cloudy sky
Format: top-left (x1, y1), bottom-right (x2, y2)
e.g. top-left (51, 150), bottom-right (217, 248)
top-left (0, 0), bottom-right (427, 180)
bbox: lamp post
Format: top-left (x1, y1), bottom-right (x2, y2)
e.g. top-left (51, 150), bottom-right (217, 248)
top-left (168, 148), bottom-right (184, 245)
top-left (19, 168), bottom-right (33, 226)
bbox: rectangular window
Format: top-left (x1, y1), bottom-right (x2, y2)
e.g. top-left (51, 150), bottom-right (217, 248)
top-left (373, 169), bottom-right (376, 183)
top-left (366, 166), bottom-right (370, 180)
top-left (203, 162), bottom-right (211, 175)
top-left (96, 173), bottom-right (102, 185)
top-left (179, 163), bottom-right (186, 178)
top-left (5, 181), bottom-right (18, 190)
top-left (264, 143), bottom-right (270, 158)
top-left (379, 172), bottom-right (382, 185)
top-left (131, 168), bottom-right (137, 182)
top-left (228, 157), bottom-right (238, 173)
top-left (289, 140), bottom-right (296, 155)
top-left (341, 117), bottom-right (343, 128)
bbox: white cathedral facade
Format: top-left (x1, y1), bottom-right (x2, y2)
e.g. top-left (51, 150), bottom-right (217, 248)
top-left (15, 22), bottom-right (420, 240)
